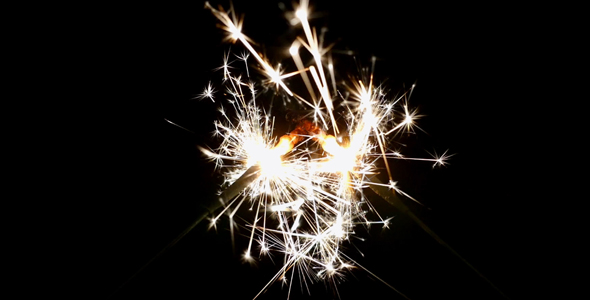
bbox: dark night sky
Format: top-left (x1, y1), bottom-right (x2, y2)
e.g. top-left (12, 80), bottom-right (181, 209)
top-left (73, 1), bottom-right (554, 299)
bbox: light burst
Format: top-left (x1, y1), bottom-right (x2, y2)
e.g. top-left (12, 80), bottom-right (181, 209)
top-left (197, 81), bottom-right (216, 102)
top-left (198, 1), bottom-right (456, 299)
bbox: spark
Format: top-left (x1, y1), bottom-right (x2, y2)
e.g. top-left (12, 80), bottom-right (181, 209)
top-left (208, 216), bottom-right (218, 231)
top-left (236, 51), bottom-right (250, 77)
top-left (428, 149), bottom-right (454, 168)
top-left (384, 149), bottom-right (454, 169)
top-left (214, 51), bottom-right (233, 81)
top-left (197, 81), bottom-right (216, 102)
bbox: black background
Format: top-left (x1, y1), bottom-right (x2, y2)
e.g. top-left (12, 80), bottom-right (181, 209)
top-left (71, 1), bottom-right (554, 299)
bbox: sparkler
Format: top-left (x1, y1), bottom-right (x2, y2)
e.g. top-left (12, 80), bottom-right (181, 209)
top-left (163, 1), bottom-right (506, 299)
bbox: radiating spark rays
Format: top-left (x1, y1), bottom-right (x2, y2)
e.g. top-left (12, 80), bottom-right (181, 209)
top-left (198, 1), bottom-right (454, 299)
top-left (214, 51), bottom-right (234, 81)
top-left (206, 2), bottom-right (294, 96)
top-left (197, 81), bottom-right (216, 102)
top-left (236, 51), bottom-right (250, 77)
top-left (381, 149), bottom-right (454, 169)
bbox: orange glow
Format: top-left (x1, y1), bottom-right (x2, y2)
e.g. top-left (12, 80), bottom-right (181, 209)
top-left (271, 134), bottom-right (298, 156)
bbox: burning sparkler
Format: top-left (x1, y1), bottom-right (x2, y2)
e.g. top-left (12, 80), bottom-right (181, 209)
top-left (179, 1), bottom-right (506, 299)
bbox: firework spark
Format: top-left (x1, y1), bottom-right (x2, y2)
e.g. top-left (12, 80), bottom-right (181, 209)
top-left (199, 1), bottom-right (454, 299)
